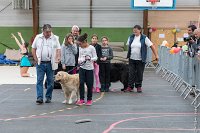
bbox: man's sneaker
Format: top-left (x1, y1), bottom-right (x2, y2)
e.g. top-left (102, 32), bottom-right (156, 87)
top-left (96, 87), bottom-right (100, 93)
top-left (137, 87), bottom-right (142, 93)
top-left (45, 99), bottom-right (51, 103)
top-left (76, 100), bottom-right (85, 106)
top-left (36, 99), bottom-right (43, 104)
top-left (86, 100), bottom-right (92, 106)
top-left (124, 87), bottom-right (133, 92)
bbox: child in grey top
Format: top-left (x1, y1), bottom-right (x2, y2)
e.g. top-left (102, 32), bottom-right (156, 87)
top-left (99, 36), bottom-right (113, 92)
top-left (61, 33), bottom-right (77, 73)
top-left (100, 47), bottom-right (113, 63)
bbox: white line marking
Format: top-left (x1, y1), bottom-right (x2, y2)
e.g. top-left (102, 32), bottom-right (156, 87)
top-left (19, 117), bottom-right (25, 119)
top-left (4, 119), bottom-right (12, 121)
top-left (28, 115), bottom-right (36, 117)
top-left (24, 88), bottom-right (31, 92)
top-left (50, 111), bottom-right (56, 114)
top-left (40, 113), bottom-right (47, 115)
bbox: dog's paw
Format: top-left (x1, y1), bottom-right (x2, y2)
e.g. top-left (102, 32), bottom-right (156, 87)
top-left (62, 100), bottom-right (67, 104)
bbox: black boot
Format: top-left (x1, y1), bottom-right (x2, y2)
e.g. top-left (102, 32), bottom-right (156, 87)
top-left (100, 84), bottom-right (105, 92)
top-left (105, 84), bottom-right (110, 92)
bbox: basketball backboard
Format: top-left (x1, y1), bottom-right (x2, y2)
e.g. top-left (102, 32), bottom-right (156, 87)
top-left (131, 0), bottom-right (176, 10)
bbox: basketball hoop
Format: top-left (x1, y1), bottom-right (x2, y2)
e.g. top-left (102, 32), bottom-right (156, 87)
top-left (149, 0), bottom-right (157, 5)
top-left (132, 0), bottom-right (176, 10)
top-left (147, 0), bottom-right (159, 5)
top-left (146, 0), bottom-right (159, 9)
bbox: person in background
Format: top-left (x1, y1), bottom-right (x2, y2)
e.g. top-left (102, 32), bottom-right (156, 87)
top-left (32, 24), bottom-right (61, 104)
top-left (184, 25), bottom-right (197, 57)
top-left (11, 32), bottom-right (33, 77)
top-left (61, 33), bottom-right (77, 74)
top-left (72, 25), bottom-right (81, 74)
top-left (63, 25), bottom-right (81, 74)
top-left (193, 28), bottom-right (200, 52)
top-left (187, 25), bottom-right (197, 36)
top-left (194, 28), bottom-right (200, 42)
top-left (190, 28), bottom-right (200, 96)
top-left (99, 36), bottom-right (113, 92)
top-left (125, 25), bottom-right (158, 93)
top-left (181, 25), bottom-right (197, 54)
top-left (90, 34), bottom-right (102, 93)
top-left (63, 25), bottom-right (80, 44)
top-left (76, 33), bottom-right (97, 106)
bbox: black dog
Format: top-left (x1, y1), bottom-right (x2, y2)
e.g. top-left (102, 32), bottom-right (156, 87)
top-left (45, 63), bottom-right (63, 89)
top-left (110, 63), bottom-right (129, 91)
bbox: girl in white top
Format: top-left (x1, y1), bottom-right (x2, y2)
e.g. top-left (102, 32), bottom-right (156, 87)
top-left (76, 33), bottom-right (97, 106)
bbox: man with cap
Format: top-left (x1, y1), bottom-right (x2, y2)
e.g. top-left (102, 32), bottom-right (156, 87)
top-left (32, 24), bottom-right (61, 104)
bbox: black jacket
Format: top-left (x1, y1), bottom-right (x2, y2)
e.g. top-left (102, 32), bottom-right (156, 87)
top-left (91, 43), bottom-right (102, 64)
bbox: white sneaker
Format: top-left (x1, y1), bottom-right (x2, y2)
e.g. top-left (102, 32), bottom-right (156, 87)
top-left (29, 73), bottom-right (36, 78)
top-left (62, 100), bottom-right (67, 104)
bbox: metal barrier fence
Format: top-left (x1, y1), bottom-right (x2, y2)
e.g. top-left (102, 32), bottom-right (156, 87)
top-left (145, 47), bottom-right (155, 68)
top-left (155, 46), bottom-right (200, 109)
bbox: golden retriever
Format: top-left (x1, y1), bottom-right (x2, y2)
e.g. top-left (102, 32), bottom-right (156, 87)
top-left (54, 71), bottom-right (80, 104)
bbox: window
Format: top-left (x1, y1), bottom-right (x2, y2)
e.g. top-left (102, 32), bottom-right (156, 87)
top-left (12, 0), bottom-right (30, 10)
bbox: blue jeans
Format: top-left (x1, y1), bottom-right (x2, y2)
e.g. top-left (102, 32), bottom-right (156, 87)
top-left (36, 62), bottom-right (54, 100)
